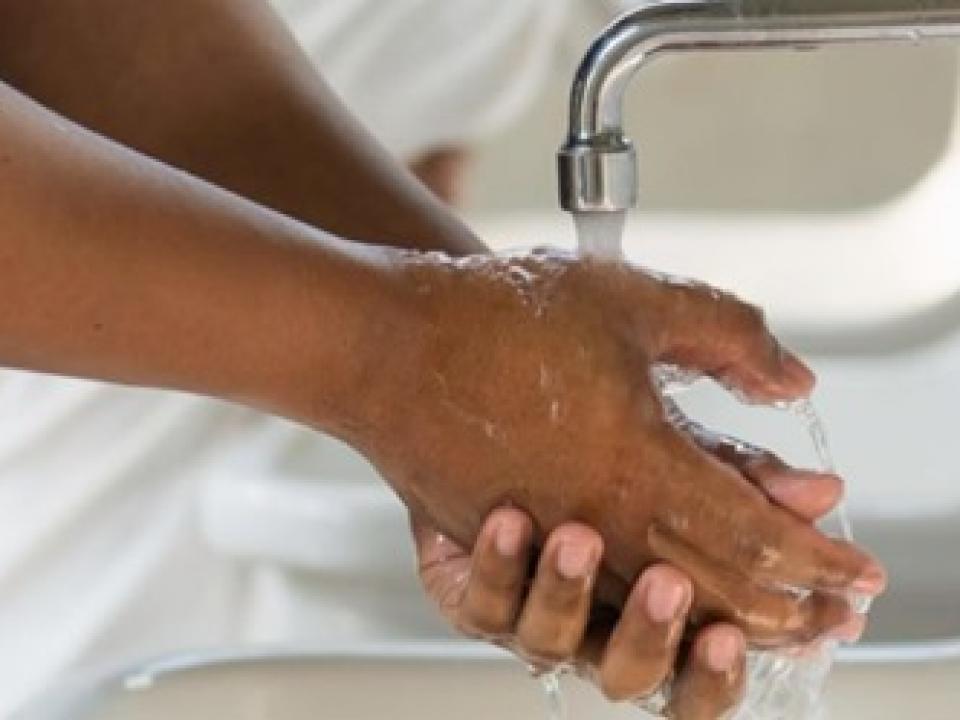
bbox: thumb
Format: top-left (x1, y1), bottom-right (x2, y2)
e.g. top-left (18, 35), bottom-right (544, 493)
top-left (410, 513), bottom-right (472, 621)
top-left (410, 513), bottom-right (468, 568)
top-left (646, 279), bottom-right (814, 403)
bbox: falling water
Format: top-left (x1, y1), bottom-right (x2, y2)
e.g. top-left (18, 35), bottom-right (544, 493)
top-left (780, 398), bottom-right (855, 542)
top-left (540, 670), bottom-right (567, 720)
top-left (573, 211), bottom-right (627, 261)
top-left (782, 399), bottom-right (869, 616)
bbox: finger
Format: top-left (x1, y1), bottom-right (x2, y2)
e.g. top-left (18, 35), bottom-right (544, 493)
top-left (646, 280), bottom-right (814, 403)
top-left (743, 464), bottom-right (842, 523)
top-left (515, 524), bottom-right (603, 666)
top-left (666, 624), bottom-right (747, 720)
top-left (789, 613), bottom-right (867, 655)
top-left (690, 426), bottom-right (843, 522)
top-left (651, 429), bottom-right (885, 596)
top-left (649, 522), bottom-right (858, 648)
top-left (412, 514), bottom-right (473, 623)
top-left (412, 513), bottom-right (469, 567)
top-left (597, 565), bottom-right (692, 702)
top-left (458, 508), bottom-right (535, 638)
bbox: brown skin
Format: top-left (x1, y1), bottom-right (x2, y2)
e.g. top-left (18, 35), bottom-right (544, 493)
top-left (371, 252), bottom-right (882, 648)
top-left (410, 148), bottom-right (471, 206)
top-left (0, 0), bottom-right (740, 706)
top-left (0, 71), bottom-right (881, 646)
top-left (0, 2), bottom-right (883, 714)
top-left (417, 511), bottom-right (745, 716)
top-left (415, 445), bottom-right (864, 716)
top-left (0, 0), bottom-right (479, 255)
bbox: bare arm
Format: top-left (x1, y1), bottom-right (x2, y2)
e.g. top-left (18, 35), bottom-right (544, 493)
top-left (0, 0), bottom-right (482, 254)
top-left (0, 79), bottom-right (399, 440)
top-left (0, 75), bottom-right (882, 647)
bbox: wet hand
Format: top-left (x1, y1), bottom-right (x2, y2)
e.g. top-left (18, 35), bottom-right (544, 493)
top-left (414, 508), bottom-right (747, 719)
top-left (414, 445), bottom-right (861, 720)
top-left (368, 250), bottom-right (884, 649)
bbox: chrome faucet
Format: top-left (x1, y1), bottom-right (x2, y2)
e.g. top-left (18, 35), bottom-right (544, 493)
top-left (558, 0), bottom-right (960, 213)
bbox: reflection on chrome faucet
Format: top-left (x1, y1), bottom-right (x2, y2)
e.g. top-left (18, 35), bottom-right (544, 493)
top-left (558, 0), bottom-right (960, 214)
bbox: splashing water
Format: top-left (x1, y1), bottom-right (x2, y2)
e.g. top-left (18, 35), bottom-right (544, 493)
top-left (781, 398), bottom-right (854, 542)
top-left (733, 398), bottom-right (856, 720)
top-left (783, 399), bottom-right (869, 617)
top-left (655, 391), bottom-right (855, 720)
top-left (541, 670), bottom-right (567, 720)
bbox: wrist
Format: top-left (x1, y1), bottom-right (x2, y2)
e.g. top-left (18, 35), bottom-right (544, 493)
top-left (246, 236), bottom-right (429, 447)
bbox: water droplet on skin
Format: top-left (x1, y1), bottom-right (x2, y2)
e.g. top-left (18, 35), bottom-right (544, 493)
top-left (539, 364), bottom-right (551, 391)
top-left (664, 511), bottom-right (690, 533)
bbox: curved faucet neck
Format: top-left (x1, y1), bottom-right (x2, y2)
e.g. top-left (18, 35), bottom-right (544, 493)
top-left (559, 0), bottom-right (960, 213)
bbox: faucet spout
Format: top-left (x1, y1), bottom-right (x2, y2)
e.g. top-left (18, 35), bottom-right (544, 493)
top-left (558, 0), bottom-right (960, 213)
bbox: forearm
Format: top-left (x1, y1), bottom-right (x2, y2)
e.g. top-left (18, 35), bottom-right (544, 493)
top-left (0, 80), bottom-right (403, 439)
top-left (0, 0), bottom-right (483, 255)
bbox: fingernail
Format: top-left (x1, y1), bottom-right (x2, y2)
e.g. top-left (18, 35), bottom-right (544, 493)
top-left (646, 579), bottom-right (689, 624)
top-left (764, 474), bottom-right (808, 498)
top-left (828, 615), bottom-right (866, 643)
top-left (495, 518), bottom-right (524, 558)
top-left (706, 630), bottom-right (743, 673)
top-left (852, 564), bottom-right (887, 595)
top-left (557, 541), bottom-right (597, 580)
top-left (783, 352), bottom-right (815, 390)
top-left (765, 472), bottom-right (840, 507)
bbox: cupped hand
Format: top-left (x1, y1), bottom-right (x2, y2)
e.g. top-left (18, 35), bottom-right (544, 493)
top-left (414, 453), bottom-right (864, 719)
top-left (414, 507), bottom-right (747, 719)
top-left (368, 250), bottom-right (884, 648)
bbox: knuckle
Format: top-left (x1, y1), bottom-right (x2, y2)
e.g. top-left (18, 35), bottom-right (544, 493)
top-left (711, 289), bottom-right (764, 335)
top-left (723, 585), bottom-right (796, 644)
top-left (732, 528), bottom-right (783, 576)
top-left (475, 562), bottom-right (524, 595)
top-left (540, 582), bottom-right (590, 615)
top-left (600, 675), bottom-right (661, 704)
top-left (460, 604), bottom-right (514, 638)
top-left (746, 600), bottom-right (798, 644)
top-left (517, 629), bottom-right (580, 665)
top-left (732, 300), bottom-right (767, 336)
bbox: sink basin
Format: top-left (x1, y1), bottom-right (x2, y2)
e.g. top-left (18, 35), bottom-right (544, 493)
top-left (19, 644), bottom-right (960, 720)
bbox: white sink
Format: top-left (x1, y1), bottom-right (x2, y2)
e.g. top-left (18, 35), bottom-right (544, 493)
top-left (19, 645), bottom-right (960, 720)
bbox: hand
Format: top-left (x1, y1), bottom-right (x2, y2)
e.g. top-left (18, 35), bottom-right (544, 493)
top-left (365, 250), bottom-right (884, 648)
top-left (413, 446), bottom-right (862, 719)
top-left (415, 507), bottom-right (747, 719)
